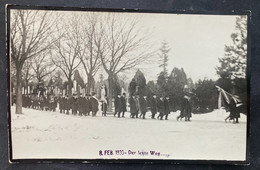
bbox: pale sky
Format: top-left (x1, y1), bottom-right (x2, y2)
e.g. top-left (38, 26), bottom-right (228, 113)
top-left (11, 9), bottom-right (242, 84)
top-left (114, 12), bottom-right (239, 83)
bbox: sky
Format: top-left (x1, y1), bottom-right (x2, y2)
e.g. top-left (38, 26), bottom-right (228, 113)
top-left (11, 9), bottom-right (242, 84)
top-left (112, 12), bottom-right (239, 83)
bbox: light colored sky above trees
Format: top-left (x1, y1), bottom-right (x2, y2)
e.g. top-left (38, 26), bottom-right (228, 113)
top-left (11, 9), bottom-right (244, 84)
top-left (117, 12), bottom-right (240, 83)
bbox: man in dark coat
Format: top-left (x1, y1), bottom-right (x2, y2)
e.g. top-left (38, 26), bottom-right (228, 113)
top-left (64, 95), bottom-right (70, 114)
top-left (164, 97), bottom-right (170, 120)
top-left (114, 94), bottom-right (122, 118)
top-left (226, 97), bottom-right (240, 123)
top-left (58, 95), bottom-right (64, 113)
top-left (70, 93), bottom-right (78, 116)
top-left (139, 95), bottom-right (148, 119)
top-left (90, 92), bottom-right (99, 116)
top-left (135, 94), bottom-right (141, 118)
top-left (157, 97), bottom-right (165, 120)
top-left (120, 93), bottom-right (127, 118)
top-left (177, 96), bottom-right (191, 121)
top-left (101, 96), bottom-right (108, 116)
top-left (78, 93), bottom-right (86, 116)
top-left (150, 94), bottom-right (158, 119)
top-left (84, 94), bottom-right (91, 116)
top-left (129, 96), bottom-right (138, 118)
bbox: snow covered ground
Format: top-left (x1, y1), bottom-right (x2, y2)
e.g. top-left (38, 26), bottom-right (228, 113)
top-left (10, 106), bottom-right (247, 161)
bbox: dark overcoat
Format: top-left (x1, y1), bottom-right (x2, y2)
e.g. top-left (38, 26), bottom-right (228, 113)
top-left (120, 96), bottom-right (127, 112)
top-left (114, 96), bottom-right (122, 113)
top-left (139, 97), bottom-right (148, 112)
top-left (70, 97), bottom-right (78, 111)
top-left (164, 98), bottom-right (170, 115)
top-left (157, 99), bottom-right (164, 114)
top-left (129, 97), bottom-right (138, 114)
top-left (90, 97), bottom-right (99, 112)
top-left (150, 97), bottom-right (158, 114)
top-left (78, 97), bottom-right (86, 113)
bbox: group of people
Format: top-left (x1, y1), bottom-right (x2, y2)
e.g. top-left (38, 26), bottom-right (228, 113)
top-left (127, 93), bottom-right (191, 121)
top-left (14, 89), bottom-right (243, 123)
top-left (128, 94), bottom-right (171, 120)
top-left (18, 92), bottom-right (100, 117)
top-left (58, 92), bottom-right (99, 116)
top-left (17, 91), bottom-right (193, 121)
top-left (20, 94), bottom-right (58, 112)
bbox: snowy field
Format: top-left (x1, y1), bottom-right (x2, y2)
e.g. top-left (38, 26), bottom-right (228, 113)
top-left (10, 106), bottom-right (247, 161)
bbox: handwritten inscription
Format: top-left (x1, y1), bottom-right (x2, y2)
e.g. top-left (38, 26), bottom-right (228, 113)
top-left (99, 150), bottom-right (170, 158)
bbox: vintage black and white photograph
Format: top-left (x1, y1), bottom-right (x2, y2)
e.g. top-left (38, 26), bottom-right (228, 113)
top-left (9, 8), bottom-right (248, 161)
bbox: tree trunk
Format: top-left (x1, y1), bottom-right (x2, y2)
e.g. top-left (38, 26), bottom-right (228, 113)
top-left (107, 73), bottom-right (115, 112)
top-left (86, 74), bottom-right (95, 94)
top-left (15, 69), bottom-right (23, 114)
top-left (68, 77), bottom-right (72, 98)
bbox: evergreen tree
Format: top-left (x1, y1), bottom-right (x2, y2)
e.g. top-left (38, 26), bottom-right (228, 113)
top-left (128, 78), bottom-right (137, 96)
top-left (146, 80), bottom-right (158, 97)
top-left (193, 79), bottom-right (218, 113)
top-left (157, 71), bottom-right (167, 97)
top-left (134, 69), bottom-right (147, 96)
top-left (166, 67), bottom-right (188, 111)
top-left (216, 16), bottom-right (247, 103)
top-left (158, 41), bottom-right (170, 77)
top-left (216, 16), bottom-right (247, 79)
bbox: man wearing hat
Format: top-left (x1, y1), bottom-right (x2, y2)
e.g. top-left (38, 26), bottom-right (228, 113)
top-left (114, 94), bottom-right (122, 118)
top-left (164, 96), bottom-right (170, 120)
top-left (84, 94), bottom-right (91, 116)
top-left (78, 93), bottom-right (86, 116)
top-left (139, 95), bottom-right (148, 119)
top-left (64, 95), bottom-right (70, 114)
top-left (150, 93), bottom-right (158, 119)
top-left (129, 95), bottom-right (138, 118)
top-left (90, 92), bottom-right (99, 116)
top-left (177, 95), bottom-right (191, 121)
top-left (157, 96), bottom-right (165, 120)
top-left (120, 93), bottom-right (127, 118)
top-left (58, 94), bottom-right (64, 113)
top-left (101, 95), bottom-right (108, 116)
top-left (71, 93), bottom-right (78, 115)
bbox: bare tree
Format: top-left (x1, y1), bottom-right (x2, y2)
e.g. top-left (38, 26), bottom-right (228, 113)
top-left (51, 15), bottom-right (81, 97)
top-left (98, 13), bottom-right (153, 110)
top-left (31, 51), bottom-right (56, 83)
top-left (10, 10), bottom-right (58, 114)
top-left (22, 59), bottom-right (33, 93)
top-left (78, 14), bottom-right (102, 94)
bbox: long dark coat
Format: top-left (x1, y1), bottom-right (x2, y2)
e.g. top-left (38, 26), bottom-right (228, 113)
top-left (150, 97), bottom-right (158, 114)
top-left (164, 98), bottom-right (170, 115)
top-left (59, 97), bottom-right (64, 110)
top-left (78, 97), bottom-right (86, 113)
top-left (90, 97), bottom-right (99, 112)
top-left (139, 97), bottom-right (148, 112)
top-left (180, 97), bottom-right (191, 118)
top-left (129, 97), bottom-right (138, 114)
top-left (70, 97), bottom-right (78, 111)
top-left (63, 98), bottom-right (70, 110)
top-left (157, 99), bottom-right (165, 114)
top-left (120, 96), bottom-right (127, 112)
top-left (114, 96), bottom-right (122, 113)
top-left (84, 98), bottom-right (91, 113)
top-left (229, 97), bottom-right (240, 119)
